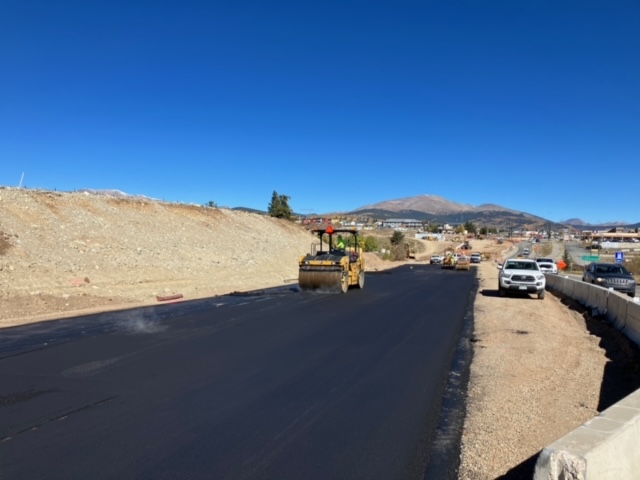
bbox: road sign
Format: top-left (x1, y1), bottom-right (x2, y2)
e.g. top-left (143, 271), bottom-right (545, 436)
top-left (582, 255), bottom-right (600, 262)
top-left (615, 251), bottom-right (624, 263)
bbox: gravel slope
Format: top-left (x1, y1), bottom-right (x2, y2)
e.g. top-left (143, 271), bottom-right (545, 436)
top-left (0, 188), bottom-right (316, 326)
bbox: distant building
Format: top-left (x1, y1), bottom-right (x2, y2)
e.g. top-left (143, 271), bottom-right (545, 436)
top-left (380, 218), bottom-right (423, 229)
top-left (582, 227), bottom-right (640, 243)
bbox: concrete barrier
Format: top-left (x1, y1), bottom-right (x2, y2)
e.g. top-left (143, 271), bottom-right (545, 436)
top-left (623, 301), bottom-right (640, 347)
top-left (535, 388), bottom-right (640, 479)
top-left (536, 277), bottom-right (640, 478)
top-left (561, 276), bottom-right (575, 298)
top-left (552, 275), bottom-right (574, 298)
top-left (573, 281), bottom-right (591, 306)
top-left (606, 293), bottom-right (629, 331)
top-left (545, 274), bottom-right (559, 291)
top-left (586, 285), bottom-right (609, 316)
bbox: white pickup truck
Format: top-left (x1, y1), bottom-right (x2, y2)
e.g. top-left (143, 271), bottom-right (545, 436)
top-left (535, 257), bottom-right (558, 274)
top-left (498, 258), bottom-right (546, 299)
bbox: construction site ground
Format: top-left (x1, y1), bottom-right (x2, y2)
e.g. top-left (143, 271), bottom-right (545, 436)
top-left (2, 188), bottom-right (639, 478)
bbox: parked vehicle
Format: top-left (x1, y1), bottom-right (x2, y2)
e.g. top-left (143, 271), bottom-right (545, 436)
top-left (470, 253), bottom-right (482, 264)
top-left (582, 262), bottom-right (636, 298)
top-left (498, 258), bottom-right (546, 299)
top-left (430, 254), bottom-right (444, 265)
top-left (535, 257), bottom-right (558, 274)
top-left (456, 255), bottom-right (471, 270)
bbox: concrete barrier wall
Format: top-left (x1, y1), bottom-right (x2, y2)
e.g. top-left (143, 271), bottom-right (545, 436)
top-left (535, 277), bottom-right (640, 479)
top-left (562, 276), bottom-right (575, 298)
top-left (572, 281), bottom-right (590, 306)
top-left (535, 388), bottom-right (640, 479)
top-left (550, 275), bottom-right (574, 298)
top-left (623, 301), bottom-right (640, 347)
top-left (586, 285), bottom-right (609, 315)
top-left (607, 293), bottom-right (628, 330)
top-left (545, 274), bottom-right (559, 290)
top-left (554, 275), bottom-right (568, 296)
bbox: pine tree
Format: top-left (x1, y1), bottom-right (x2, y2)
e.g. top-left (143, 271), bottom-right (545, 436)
top-left (268, 191), bottom-right (294, 220)
top-left (390, 230), bottom-right (405, 246)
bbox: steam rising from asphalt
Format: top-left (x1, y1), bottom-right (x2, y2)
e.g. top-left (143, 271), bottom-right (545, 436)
top-left (108, 310), bottom-right (167, 334)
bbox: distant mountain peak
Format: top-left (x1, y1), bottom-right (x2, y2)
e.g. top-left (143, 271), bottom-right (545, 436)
top-left (348, 193), bottom-right (561, 229)
top-left (355, 194), bottom-right (515, 216)
top-left (563, 218), bottom-right (630, 227)
top-left (562, 218), bottom-right (588, 226)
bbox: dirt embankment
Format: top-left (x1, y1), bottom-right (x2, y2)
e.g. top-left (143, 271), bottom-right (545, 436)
top-left (1, 188), bottom-right (326, 327)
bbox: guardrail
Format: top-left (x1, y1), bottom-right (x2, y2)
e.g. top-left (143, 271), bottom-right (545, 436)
top-left (535, 275), bottom-right (640, 479)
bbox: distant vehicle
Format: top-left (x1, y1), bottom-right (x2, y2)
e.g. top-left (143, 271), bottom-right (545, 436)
top-left (498, 258), bottom-right (546, 299)
top-left (535, 257), bottom-right (558, 274)
top-left (456, 255), bottom-right (471, 271)
top-left (430, 254), bottom-right (443, 265)
top-left (582, 263), bottom-right (636, 298)
top-left (522, 248), bottom-right (530, 256)
top-left (470, 253), bottom-right (482, 264)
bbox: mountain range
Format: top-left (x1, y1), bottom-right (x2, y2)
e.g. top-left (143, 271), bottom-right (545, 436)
top-left (346, 195), bottom-right (639, 230)
top-left (73, 189), bottom-right (638, 230)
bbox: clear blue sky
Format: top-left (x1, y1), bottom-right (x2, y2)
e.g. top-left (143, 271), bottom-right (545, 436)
top-left (2, 1), bottom-right (639, 224)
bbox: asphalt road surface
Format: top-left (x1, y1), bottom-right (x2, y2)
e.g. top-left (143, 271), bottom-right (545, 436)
top-left (0, 265), bottom-right (477, 480)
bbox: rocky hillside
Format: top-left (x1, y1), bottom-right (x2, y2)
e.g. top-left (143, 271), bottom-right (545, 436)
top-left (0, 187), bottom-right (317, 327)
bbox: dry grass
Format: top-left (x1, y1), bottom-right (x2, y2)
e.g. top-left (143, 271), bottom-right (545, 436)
top-left (625, 255), bottom-right (640, 275)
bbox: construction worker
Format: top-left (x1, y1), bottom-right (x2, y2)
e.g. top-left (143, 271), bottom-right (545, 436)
top-left (335, 235), bottom-right (346, 251)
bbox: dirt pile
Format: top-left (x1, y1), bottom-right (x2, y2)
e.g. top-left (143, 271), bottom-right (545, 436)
top-left (0, 187), bottom-right (322, 327)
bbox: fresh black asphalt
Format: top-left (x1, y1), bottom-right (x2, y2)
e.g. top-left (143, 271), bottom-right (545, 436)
top-left (0, 264), bottom-right (477, 480)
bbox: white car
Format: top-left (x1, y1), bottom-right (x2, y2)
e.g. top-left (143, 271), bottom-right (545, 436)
top-left (535, 257), bottom-right (558, 274)
top-left (498, 258), bottom-right (546, 299)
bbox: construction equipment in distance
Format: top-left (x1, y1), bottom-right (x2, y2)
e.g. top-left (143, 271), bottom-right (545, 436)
top-left (298, 226), bottom-right (365, 293)
top-left (442, 250), bottom-right (457, 269)
top-left (455, 255), bottom-right (471, 270)
top-left (405, 242), bottom-right (416, 259)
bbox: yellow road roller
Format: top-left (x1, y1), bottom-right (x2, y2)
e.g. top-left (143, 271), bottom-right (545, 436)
top-left (298, 226), bottom-right (365, 293)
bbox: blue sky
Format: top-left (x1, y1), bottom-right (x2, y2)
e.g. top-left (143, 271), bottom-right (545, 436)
top-left (2, 1), bottom-right (639, 224)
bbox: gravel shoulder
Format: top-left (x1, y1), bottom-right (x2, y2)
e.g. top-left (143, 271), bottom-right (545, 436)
top-left (458, 248), bottom-right (640, 479)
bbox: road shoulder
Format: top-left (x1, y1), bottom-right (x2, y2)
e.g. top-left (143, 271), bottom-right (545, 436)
top-left (458, 260), bottom-right (608, 479)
